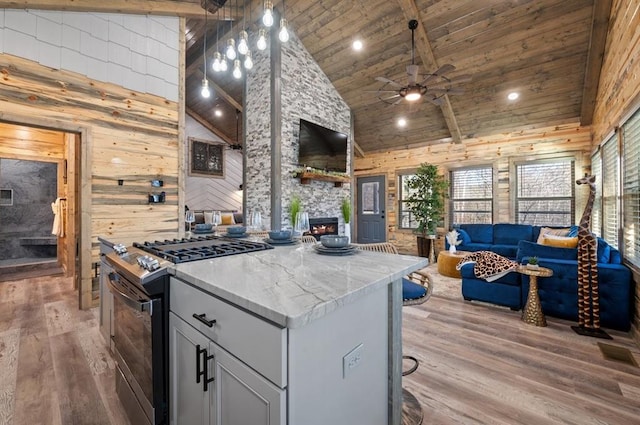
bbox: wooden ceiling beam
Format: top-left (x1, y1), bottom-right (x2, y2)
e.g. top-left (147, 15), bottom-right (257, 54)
top-left (186, 106), bottom-right (234, 144)
top-left (579, 0), bottom-right (613, 126)
top-left (0, 0), bottom-right (237, 18)
top-left (396, 0), bottom-right (463, 143)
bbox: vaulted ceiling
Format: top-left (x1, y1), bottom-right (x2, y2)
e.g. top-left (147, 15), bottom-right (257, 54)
top-left (3, 0), bottom-right (610, 155)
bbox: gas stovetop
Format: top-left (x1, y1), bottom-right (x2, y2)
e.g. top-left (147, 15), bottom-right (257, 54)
top-left (134, 235), bottom-right (273, 264)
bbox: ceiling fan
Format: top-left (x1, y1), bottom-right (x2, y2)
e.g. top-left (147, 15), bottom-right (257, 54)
top-left (374, 20), bottom-right (471, 106)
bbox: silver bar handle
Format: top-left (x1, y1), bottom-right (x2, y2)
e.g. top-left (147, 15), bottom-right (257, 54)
top-left (107, 272), bottom-right (152, 313)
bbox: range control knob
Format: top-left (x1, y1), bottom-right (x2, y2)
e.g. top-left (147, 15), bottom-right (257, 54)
top-left (113, 244), bottom-right (128, 255)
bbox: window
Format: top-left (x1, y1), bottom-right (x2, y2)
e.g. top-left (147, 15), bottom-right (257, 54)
top-left (622, 109), bottom-right (640, 266)
top-left (398, 173), bottom-right (417, 229)
top-left (449, 167), bottom-right (493, 225)
top-left (515, 160), bottom-right (574, 225)
top-left (590, 150), bottom-right (602, 237)
top-left (601, 135), bottom-right (619, 248)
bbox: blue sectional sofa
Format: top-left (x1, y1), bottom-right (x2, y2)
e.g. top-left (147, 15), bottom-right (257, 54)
top-left (447, 223), bottom-right (633, 331)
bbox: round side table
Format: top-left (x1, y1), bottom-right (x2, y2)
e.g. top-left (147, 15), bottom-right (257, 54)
top-left (436, 250), bottom-right (468, 278)
top-left (517, 265), bottom-right (553, 327)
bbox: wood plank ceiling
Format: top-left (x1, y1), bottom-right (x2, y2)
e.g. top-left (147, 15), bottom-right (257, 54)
top-left (2, 0), bottom-right (608, 155)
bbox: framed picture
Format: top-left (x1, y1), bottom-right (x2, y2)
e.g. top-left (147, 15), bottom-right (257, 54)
top-left (189, 137), bottom-right (225, 178)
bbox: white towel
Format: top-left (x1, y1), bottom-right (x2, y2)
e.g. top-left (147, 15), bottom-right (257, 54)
top-left (51, 198), bottom-right (65, 237)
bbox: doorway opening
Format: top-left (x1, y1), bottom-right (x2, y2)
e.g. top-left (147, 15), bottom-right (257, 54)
top-left (0, 122), bottom-right (79, 284)
top-left (0, 158), bottom-right (62, 280)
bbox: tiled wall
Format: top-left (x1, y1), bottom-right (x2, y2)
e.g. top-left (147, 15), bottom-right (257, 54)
top-left (0, 9), bottom-right (179, 101)
top-left (245, 30), bottom-right (352, 230)
top-left (0, 159), bottom-right (57, 260)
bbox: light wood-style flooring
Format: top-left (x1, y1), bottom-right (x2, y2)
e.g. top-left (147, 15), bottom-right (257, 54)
top-left (1, 275), bottom-right (639, 424)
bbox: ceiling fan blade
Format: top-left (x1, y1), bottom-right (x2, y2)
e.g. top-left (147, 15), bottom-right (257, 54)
top-left (375, 76), bottom-right (402, 88)
top-left (426, 87), bottom-right (465, 95)
top-left (426, 96), bottom-right (445, 106)
top-left (427, 74), bottom-right (473, 87)
top-left (420, 64), bottom-right (460, 85)
top-left (381, 94), bottom-right (401, 101)
top-left (392, 97), bottom-right (404, 105)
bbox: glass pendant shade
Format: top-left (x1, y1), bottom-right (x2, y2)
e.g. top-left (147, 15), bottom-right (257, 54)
top-left (212, 51), bottom-right (222, 72)
top-left (244, 51), bottom-right (253, 69)
top-left (201, 78), bottom-right (211, 98)
top-left (257, 28), bottom-right (267, 50)
top-left (263, 1), bottom-right (274, 27)
top-left (226, 38), bottom-right (237, 60)
top-left (279, 18), bottom-right (289, 42)
top-left (237, 31), bottom-right (249, 55)
top-left (220, 57), bottom-right (228, 71)
top-left (232, 60), bottom-right (242, 79)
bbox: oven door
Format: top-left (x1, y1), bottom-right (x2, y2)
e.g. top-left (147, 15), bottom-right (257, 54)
top-left (108, 271), bottom-right (162, 425)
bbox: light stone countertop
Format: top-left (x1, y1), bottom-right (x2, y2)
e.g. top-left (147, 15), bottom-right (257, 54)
top-left (169, 244), bottom-right (427, 329)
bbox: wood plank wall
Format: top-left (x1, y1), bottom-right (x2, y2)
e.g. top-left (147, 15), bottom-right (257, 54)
top-left (590, 0), bottom-right (640, 343)
top-left (353, 123), bottom-right (592, 255)
top-left (0, 54), bottom-right (180, 307)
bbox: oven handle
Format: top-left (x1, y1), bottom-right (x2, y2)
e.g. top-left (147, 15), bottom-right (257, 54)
top-left (107, 272), bottom-right (153, 314)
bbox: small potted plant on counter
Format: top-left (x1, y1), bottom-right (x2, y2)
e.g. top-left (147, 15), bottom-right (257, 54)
top-left (526, 256), bottom-right (539, 270)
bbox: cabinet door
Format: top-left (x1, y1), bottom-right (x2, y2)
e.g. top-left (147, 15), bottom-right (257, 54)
top-left (212, 345), bottom-right (285, 425)
top-left (170, 312), bottom-right (212, 425)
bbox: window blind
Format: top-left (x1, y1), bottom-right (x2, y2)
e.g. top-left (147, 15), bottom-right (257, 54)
top-left (590, 150), bottom-right (602, 237)
top-left (601, 134), bottom-right (619, 248)
top-left (622, 108), bottom-right (640, 266)
top-left (450, 167), bottom-right (493, 225)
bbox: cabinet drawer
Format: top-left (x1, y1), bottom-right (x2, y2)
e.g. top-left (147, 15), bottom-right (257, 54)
top-left (170, 277), bottom-right (287, 388)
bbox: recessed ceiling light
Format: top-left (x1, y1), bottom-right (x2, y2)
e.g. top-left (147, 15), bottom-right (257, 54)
top-left (507, 92), bottom-right (519, 101)
top-left (352, 40), bottom-right (363, 51)
top-left (397, 118), bottom-right (407, 127)
top-left (214, 109), bottom-right (223, 117)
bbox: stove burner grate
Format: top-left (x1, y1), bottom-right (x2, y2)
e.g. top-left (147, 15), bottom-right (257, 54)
top-left (133, 235), bottom-right (273, 264)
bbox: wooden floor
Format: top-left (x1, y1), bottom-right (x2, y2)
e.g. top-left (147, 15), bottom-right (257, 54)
top-left (0, 275), bottom-right (130, 425)
top-left (1, 275), bottom-right (639, 424)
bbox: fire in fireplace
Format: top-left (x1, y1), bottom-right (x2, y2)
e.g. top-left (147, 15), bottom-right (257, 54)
top-left (307, 217), bottom-right (339, 240)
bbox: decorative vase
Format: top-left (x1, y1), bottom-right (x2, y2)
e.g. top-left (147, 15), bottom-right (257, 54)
top-left (526, 264), bottom-right (539, 270)
top-left (449, 245), bottom-right (457, 254)
top-left (344, 224), bottom-right (351, 243)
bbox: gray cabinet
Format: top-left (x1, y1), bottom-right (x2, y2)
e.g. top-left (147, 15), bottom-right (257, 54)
top-left (169, 311), bottom-right (284, 425)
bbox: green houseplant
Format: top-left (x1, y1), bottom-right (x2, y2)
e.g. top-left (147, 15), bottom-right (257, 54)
top-left (289, 195), bottom-right (302, 228)
top-left (341, 197), bottom-right (352, 241)
top-left (405, 163), bottom-right (448, 257)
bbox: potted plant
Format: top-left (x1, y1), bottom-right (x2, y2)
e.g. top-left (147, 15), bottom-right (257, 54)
top-left (341, 197), bottom-right (352, 242)
top-left (289, 195), bottom-right (301, 229)
top-left (527, 256), bottom-right (539, 270)
top-left (405, 163), bottom-right (449, 258)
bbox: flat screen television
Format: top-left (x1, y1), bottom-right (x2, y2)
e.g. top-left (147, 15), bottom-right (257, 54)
top-left (298, 118), bottom-right (348, 173)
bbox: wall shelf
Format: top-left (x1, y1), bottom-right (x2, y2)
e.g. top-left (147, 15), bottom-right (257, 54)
top-left (295, 171), bottom-right (351, 187)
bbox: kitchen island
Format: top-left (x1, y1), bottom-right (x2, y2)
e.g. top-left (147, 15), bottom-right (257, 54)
top-left (168, 243), bottom-right (427, 425)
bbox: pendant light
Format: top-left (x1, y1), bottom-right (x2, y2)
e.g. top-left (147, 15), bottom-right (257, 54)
top-left (279, 0), bottom-right (289, 43)
top-left (233, 59), bottom-right (242, 79)
top-left (225, 1), bottom-right (237, 60)
top-left (244, 50), bottom-right (253, 69)
top-left (263, 0), bottom-right (274, 27)
top-left (201, 8), bottom-right (211, 98)
top-left (212, 7), bottom-right (222, 72)
top-left (237, 0), bottom-right (249, 55)
top-left (257, 28), bottom-right (267, 50)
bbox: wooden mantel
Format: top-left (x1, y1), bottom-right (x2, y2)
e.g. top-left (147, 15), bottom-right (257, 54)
top-left (295, 171), bottom-right (351, 187)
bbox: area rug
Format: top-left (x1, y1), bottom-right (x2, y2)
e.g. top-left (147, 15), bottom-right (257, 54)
top-left (420, 264), bottom-right (462, 300)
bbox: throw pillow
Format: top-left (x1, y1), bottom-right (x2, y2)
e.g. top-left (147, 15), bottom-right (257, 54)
top-left (204, 211), bottom-right (214, 224)
top-left (536, 227), bottom-right (571, 244)
top-left (221, 212), bottom-right (235, 225)
top-left (567, 225), bottom-right (579, 237)
top-left (541, 235), bottom-right (578, 248)
top-left (457, 228), bottom-right (472, 245)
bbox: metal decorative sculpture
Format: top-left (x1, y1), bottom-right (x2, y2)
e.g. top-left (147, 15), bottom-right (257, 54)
top-left (571, 174), bottom-right (611, 339)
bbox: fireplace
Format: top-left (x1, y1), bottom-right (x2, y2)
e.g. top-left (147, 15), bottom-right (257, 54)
top-left (307, 217), bottom-right (339, 240)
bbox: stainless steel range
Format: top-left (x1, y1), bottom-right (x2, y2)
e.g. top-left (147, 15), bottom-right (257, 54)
top-left (105, 235), bottom-right (273, 425)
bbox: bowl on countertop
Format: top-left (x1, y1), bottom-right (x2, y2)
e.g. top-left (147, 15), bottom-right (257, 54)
top-left (194, 223), bottom-right (213, 231)
top-left (320, 235), bottom-right (349, 248)
top-left (226, 226), bottom-right (246, 234)
top-left (268, 230), bottom-right (292, 240)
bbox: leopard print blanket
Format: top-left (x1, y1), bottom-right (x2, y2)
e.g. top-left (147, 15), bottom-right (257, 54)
top-left (456, 251), bottom-right (518, 282)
